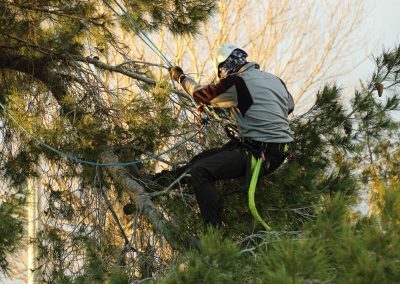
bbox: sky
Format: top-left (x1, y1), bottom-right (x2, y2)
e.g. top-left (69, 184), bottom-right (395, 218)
top-left (341, 0), bottom-right (400, 92)
top-left (344, 0), bottom-right (400, 215)
top-left (294, 0), bottom-right (400, 116)
top-left (346, 0), bottom-right (400, 119)
top-left (2, 1), bottom-right (400, 283)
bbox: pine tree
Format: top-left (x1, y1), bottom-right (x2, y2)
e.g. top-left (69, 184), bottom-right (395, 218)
top-left (0, 0), bottom-right (216, 281)
top-left (161, 185), bottom-right (400, 283)
top-left (0, 187), bottom-right (25, 275)
top-left (0, 0), bottom-right (399, 283)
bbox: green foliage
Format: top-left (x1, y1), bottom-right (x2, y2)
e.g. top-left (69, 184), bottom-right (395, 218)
top-left (0, 189), bottom-right (26, 274)
top-left (160, 229), bottom-right (242, 284)
top-left (75, 240), bottom-right (108, 283)
top-left (3, 150), bottom-right (38, 187)
top-left (0, 0), bottom-right (399, 281)
top-left (109, 268), bottom-right (130, 284)
top-left (123, 0), bottom-right (216, 34)
top-left (160, 187), bottom-right (400, 283)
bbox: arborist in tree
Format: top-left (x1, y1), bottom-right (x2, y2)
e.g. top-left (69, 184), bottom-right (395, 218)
top-left (167, 43), bottom-right (294, 228)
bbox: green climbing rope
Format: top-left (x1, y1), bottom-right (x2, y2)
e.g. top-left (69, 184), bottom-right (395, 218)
top-left (248, 156), bottom-right (271, 231)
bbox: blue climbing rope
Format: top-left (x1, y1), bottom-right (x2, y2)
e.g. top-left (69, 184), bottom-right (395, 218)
top-left (0, 1), bottom-right (219, 167)
top-left (0, 101), bottom-right (198, 167)
top-left (103, 0), bottom-right (172, 68)
top-left (102, 0), bottom-right (225, 120)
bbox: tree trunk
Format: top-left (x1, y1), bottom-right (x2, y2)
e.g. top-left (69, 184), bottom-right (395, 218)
top-left (100, 148), bottom-right (182, 250)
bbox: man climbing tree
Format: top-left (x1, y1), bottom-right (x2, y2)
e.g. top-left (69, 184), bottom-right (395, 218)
top-left (168, 43), bottom-right (294, 228)
top-left (2, 0), bottom-right (399, 281)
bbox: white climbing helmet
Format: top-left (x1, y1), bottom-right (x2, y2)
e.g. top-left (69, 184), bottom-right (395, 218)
top-left (214, 43), bottom-right (247, 77)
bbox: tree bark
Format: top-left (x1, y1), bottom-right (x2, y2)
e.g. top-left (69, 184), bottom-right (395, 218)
top-left (100, 147), bottom-right (181, 250)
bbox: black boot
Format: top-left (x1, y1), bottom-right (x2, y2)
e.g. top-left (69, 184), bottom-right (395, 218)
top-left (151, 166), bottom-right (191, 188)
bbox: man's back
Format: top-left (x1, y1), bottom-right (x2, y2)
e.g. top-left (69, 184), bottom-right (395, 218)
top-left (187, 62), bottom-right (293, 143)
top-left (227, 62), bottom-right (293, 143)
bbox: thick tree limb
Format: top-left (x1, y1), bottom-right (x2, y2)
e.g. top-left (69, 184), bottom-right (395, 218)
top-left (100, 147), bottom-right (181, 250)
top-left (0, 47), bottom-right (192, 103)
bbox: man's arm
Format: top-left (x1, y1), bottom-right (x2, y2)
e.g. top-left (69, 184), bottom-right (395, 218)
top-left (180, 76), bottom-right (238, 107)
top-left (169, 66), bottom-right (238, 107)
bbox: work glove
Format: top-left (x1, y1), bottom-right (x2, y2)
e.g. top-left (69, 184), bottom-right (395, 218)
top-left (168, 66), bottom-right (185, 82)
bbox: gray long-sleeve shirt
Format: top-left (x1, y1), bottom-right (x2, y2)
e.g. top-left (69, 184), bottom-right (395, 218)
top-left (181, 62), bottom-right (294, 143)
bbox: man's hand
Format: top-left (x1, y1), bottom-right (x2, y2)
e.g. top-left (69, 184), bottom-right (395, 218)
top-left (169, 66), bottom-right (184, 82)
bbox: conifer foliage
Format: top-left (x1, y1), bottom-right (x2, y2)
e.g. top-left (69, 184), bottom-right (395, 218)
top-left (0, 0), bottom-right (399, 283)
top-left (159, 46), bottom-right (400, 284)
top-left (162, 187), bottom-right (400, 283)
top-left (0, 0), bottom-right (216, 280)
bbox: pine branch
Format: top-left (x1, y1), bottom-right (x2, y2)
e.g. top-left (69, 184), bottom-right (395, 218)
top-left (1, 29), bottom-right (187, 100)
top-left (150, 170), bottom-right (190, 198)
top-left (68, 54), bottom-right (191, 100)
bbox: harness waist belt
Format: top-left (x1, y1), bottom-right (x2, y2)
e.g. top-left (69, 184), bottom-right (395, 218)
top-left (240, 138), bottom-right (290, 155)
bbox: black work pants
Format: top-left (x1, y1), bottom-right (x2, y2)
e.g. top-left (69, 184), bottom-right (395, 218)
top-left (190, 141), bottom-right (287, 227)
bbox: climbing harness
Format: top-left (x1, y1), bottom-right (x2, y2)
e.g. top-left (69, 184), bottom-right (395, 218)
top-left (196, 103), bottom-right (223, 141)
top-left (224, 123), bottom-right (239, 141)
top-left (247, 142), bottom-right (291, 231)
